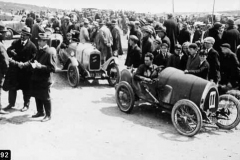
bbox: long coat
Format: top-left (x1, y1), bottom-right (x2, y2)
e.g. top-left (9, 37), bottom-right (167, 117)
top-left (206, 48), bottom-right (221, 83)
top-left (5, 39), bottom-right (37, 91)
top-left (26, 46), bottom-right (56, 100)
top-left (98, 25), bottom-right (113, 61)
top-left (186, 53), bottom-right (201, 70)
top-left (111, 26), bottom-right (123, 56)
top-left (141, 36), bottom-right (154, 63)
top-left (178, 28), bottom-right (191, 45)
top-left (163, 18), bottom-right (179, 53)
top-left (221, 26), bottom-right (240, 53)
top-left (125, 45), bottom-right (142, 68)
top-left (208, 27), bottom-right (222, 53)
top-left (0, 42), bottom-right (9, 87)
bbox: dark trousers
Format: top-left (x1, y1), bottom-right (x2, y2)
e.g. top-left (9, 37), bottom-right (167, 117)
top-left (8, 89), bottom-right (30, 107)
top-left (35, 98), bottom-right (52, 117)
top-left (0, 87), bottom-right (2, 110)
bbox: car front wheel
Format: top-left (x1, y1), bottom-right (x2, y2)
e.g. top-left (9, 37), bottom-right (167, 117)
top-left (107, 63), bottom-right (120, 86)
top-left (67, 64), bottom-right (79, 87)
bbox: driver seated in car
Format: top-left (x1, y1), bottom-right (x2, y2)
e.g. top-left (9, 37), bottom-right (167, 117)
top-left (134, 52), bottom-right (159, 82)
top-left (61, 32), bottom-right (73, 49)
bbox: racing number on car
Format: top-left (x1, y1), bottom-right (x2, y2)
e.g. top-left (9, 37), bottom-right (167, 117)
top-left (209, 91), bottom-right (216, 109)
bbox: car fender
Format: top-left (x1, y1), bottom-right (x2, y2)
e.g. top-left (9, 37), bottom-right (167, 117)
top-left (69, 57), bottom-right (78, 67)
top-left (102, 57), bottom-right (118, 70)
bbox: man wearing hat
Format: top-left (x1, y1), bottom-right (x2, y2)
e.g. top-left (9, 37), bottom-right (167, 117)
top-left (5, 26), bottom-right (37, 112)
top-left (153, 42), bottom-right (171, 67)
top-left (178, 22), bottom-right (191, 45)
top-left (31, 17), bottom-right (45, 48)
top-left (111, 19), bottom-right (123, 56)
top-left (221, 19), bottom-right (240, 53)
top-left (125, 35), bottom-right (142, 68)
top-left (98, 20), bottom-right (113, 63)
top-left (0, 23), bottom-right (9, 114)
top-left (167, 44), bottom-right (188, 70)
top-left (163, 13), bottom-right (180, 53)
top-left (208, 22), bottom-right (223, 53)
top-left (156, 26), bottom-right (171, 51)
top-left (141, 26), bottom-right (154, 63)
top-left (79, 19), bottom-right (90, 43)
top-left (60, 16), bottom-right (72, 41)
top-left (204, 37), bottom-right (220, 84)
top-left (19, 33), bottom-right (56, 121)
top-left (219, 43), bottom-right (240, 88)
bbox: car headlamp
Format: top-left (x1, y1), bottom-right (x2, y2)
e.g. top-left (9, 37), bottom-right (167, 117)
top-left (70, 51), bottom-right (75, 57)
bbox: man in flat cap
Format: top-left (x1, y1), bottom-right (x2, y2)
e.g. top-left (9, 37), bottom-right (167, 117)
top-left (219, 43), bottom-right (240, 88)
top-left (110, 19), bottom-right (123, 57)
top-left (156, 26), bottom-right (171, 51)
top-left (204, 37), bottom-right (220, 84)
top-left (125, 35), bottom-right (142, 68)
top-left (208, 22), bottom-right (223, 53)
top-left (5, 26), bottom-right (37, 112)
top-left (0, 23), bottom-right (9, 114)
top-left (221, 19), bottom-right (240, 53)
top-left (141, 26), bottom-right (154, 63)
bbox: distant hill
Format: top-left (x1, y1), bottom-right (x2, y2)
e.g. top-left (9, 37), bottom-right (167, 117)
top-left (0, 1), bottom-right (64, 13)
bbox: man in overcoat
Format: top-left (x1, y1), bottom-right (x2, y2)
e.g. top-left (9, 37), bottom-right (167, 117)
top-left (5, 26), bottom-right (37, 112)
top-left (141, 26), bottom-right (154, 63)
top-left (111, 19), bottom-right (123, 56)
top-left (221, 19), bottom-right (240, 53)
top-left (178, 22), bottom-right (191, 45)
top-left (0, 23), bottom-right (9, 114)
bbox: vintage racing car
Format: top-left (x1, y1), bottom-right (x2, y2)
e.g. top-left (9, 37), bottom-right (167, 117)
top-left (48, 33), bottom-right (120, 87)
top-left (115, 67), bottom-right (240, 136)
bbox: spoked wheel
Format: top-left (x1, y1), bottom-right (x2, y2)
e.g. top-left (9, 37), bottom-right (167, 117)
top-left (171, 99), bottom-right (202, 137)
top-left (216, 94), bottom-right (240, 130)
top-left (115, 81), bottom-right (135, 113)
top-left (107, 63), bottom-right (120, 86)
top-left (67, 64), bottom-right (80, 87)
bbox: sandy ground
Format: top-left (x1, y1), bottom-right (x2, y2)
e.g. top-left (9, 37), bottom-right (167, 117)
top-left (0, 36), bottom-right (240, 160)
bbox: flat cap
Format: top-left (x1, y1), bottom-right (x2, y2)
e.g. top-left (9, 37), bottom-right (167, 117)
top-left (161, 42), bottom-right (169, 48)
top-left (189, 43), bottom-right (198, 49)
top-left (213, 22), bottom-right (222, 29)
top-left (129, 35), bottom-right (139, 42)
top-left (221, 43), bottom-right (231, 49)
top-left (227, 19), bottom-right (234, 25)
top-left (175, 44), bottom-right (182, 49)
top-left (204, 37), bottom-right (215, 44)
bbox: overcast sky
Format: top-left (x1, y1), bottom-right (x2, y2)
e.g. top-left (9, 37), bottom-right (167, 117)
top-left (2, 0), bottom-right (240, 13)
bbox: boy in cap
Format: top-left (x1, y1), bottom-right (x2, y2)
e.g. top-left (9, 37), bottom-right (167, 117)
top-left (167, 44), bottom-right (187, 70)
top-left (153, 42), bottom-right (171, 67)
top-left (0, 23), bottom-right (9, 114)
top-left (5, 26), bottom-right (37, 112)
top-left (125, 35), bottom-right (142, 68)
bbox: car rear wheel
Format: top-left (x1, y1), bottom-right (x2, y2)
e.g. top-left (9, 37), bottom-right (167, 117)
top-left (115, 81), bottom-right (135, 113)
top-left (216, 94), bottom-right (240, 130)
top-left (67, 64), bottom-right (79, 87)
top-left (107, 63), bottom-right (120, 86)
top-left (171, 99), bottom-right (202, 137)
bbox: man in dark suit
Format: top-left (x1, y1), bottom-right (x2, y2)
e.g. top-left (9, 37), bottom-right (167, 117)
top-left (153, 42), bottom-right (171, 67)
top-left (185, 50), bottom-right (209, 80)
top-left (5, 26), bottom-right (37, 112)
top-left (163, 14), bottom-right (179, 53)
top-left (219, 43), bottom-right (240, 88)
top-left (141, 26), bottom-right (154, 63)
top-left (221, 19), bottom-right (240, 53)
top-left (0, 23), bottom-right (9, 114)
top-left (204, 37), bottom-right (221, 84)
top-left (178, 22), bottom-right (191, 45)
top-left (185, 43), bottom-right (200, 70)
top-left (19, 33), bottom-right (56, 122)
top-left (25, 14), bottom-right (34, 31)
top-left (125, 35), bottom-right (142, 68)
top-left (155, 27), bottom-right (171, 52)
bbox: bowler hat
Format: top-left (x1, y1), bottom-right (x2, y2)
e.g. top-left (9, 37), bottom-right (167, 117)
top-left (227, 19), bottom-right (234, 25)
top-left (0, 22), bottom-right (7, 32)
top-left (21, 26), bottom-right (32, 36)
top-left (129, 35), bottom-right (138, 42)
top-left (221, 43), bottom-right (231, 49)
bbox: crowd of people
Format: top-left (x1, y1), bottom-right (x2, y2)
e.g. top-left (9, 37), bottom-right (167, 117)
top-left (0, 8), bottom-right (240, 122)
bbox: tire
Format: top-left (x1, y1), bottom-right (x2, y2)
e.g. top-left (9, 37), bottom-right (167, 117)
top-left (107, 63), bottom-right (120, 87)
top-left (216, 94), bottom-right (240, 130)
top-left (171, 99), bottom-right (202, 137)
top-left (115, 81), bottom-right (135, 113)
top-left (5, 29), bottom-right (13, 40)
top-left (67, 64), bottom-right (80, 87)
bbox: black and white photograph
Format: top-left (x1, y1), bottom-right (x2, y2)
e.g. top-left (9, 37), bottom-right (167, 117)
top-left (0, 0), bottom-right (240, 159)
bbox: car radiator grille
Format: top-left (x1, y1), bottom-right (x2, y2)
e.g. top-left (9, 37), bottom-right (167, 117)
top-left (89, 54), bottom-right (100, 70)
